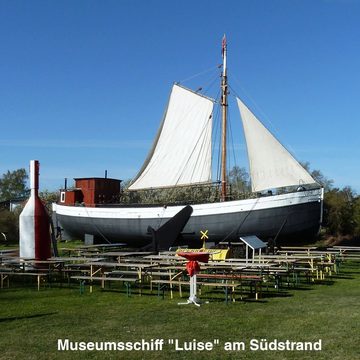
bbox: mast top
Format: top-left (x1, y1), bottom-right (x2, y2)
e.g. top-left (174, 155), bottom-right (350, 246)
top-left (222, 34), bottom-right (227, 76)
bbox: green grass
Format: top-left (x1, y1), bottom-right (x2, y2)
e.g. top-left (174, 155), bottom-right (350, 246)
top-left (0, 262), bottom-right (360, 360)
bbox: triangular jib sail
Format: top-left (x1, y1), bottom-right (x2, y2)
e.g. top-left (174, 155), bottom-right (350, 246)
top-left (237, 97), bottom-right (317, 192)
top-left (129, 84), bottom-right (214, 190)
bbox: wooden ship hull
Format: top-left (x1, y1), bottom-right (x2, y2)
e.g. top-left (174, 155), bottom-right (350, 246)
top-left (53, 188), bottom-right (323, 245)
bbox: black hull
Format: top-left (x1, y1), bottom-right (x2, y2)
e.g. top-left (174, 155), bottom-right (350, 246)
top-left (55, 199), bottom-right (322, 246)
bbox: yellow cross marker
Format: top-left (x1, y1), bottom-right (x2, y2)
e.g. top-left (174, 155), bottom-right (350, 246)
top-left (200, 230), bottom-right (209, 240)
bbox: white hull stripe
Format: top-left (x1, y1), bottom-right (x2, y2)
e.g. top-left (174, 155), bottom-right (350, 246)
top-left (53, 189), bottom-right (323, 220)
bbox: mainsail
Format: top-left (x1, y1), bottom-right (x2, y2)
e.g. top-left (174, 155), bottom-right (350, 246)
top-left (237, 97), bottom-right (317, 192)
top-left (129, 84), bottom-right (214, 190)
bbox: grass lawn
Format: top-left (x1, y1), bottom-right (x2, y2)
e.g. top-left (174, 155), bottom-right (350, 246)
top-left (0, 261), bottom-right (359, 360)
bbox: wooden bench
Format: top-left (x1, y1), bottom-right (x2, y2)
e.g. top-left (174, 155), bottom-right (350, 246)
top-left (71, 275), bottom-right (139, 295)
top-left (197, 281), bottom-right (240, 303)
top-left (104, 270), bottom-right (140, 277)
top-left (196, 273), bottom-right (263, 300)
top-left (0, 271), bottom-right (48, 291)
top-left (150, 279), bottom-right (190, 299)
top-left (150, 278), bottom-right (241, 302)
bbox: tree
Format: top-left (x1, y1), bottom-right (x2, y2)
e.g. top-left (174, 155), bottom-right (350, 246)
top-left (353, 195), bottom-right (360, 237)
top-left (300, 162), bottom-right (334, 191)
top-left (0, 168), bottom-right (28, 243)
top-left (39, 190), bottom-right (59, 213)
top-left (0, 169), bottom-right (29, 201)
top-left (0, 209), bottom-right (19, 243)
top-left (228, 166), bottom-right (251, 196)
top-left (323, 187), bottom-right (356, 236)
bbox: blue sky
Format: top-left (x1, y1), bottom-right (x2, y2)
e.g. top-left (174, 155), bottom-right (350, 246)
top-left (0, 0), bottom-right (359, 193)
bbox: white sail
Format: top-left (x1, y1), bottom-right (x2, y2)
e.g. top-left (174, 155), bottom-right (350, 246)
top-left (237, 97), bottom-right (317, 192)
top-left (129, 84), bottom-right (213, 190)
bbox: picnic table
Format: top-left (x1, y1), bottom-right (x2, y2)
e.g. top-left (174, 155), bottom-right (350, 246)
top-left (0, 270), bottom-right (49, 291)
top-left (72, 261), bottom-right (156, 294)
top-left (100, 252), bottom-right (155, 263)
top-left (78, 243), bottom-right (127, 250)
top-left (196, 272), bottom-right (262, 301)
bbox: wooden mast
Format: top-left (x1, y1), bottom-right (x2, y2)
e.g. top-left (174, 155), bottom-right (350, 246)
top-left (221, 35), bottom-right (228, 201)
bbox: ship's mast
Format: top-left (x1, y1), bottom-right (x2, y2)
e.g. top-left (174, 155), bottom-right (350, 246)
top-left (220, 35), bottom-right (228, 202)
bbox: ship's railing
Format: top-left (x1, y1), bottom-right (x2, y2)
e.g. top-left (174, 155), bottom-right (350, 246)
top-left (90, 183), bottom-right (322, 207)
top-left (114, 182), bottom-right (255, 206)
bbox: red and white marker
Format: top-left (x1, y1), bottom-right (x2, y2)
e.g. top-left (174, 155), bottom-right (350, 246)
top-left (19, 160), bottom-right (51, 260)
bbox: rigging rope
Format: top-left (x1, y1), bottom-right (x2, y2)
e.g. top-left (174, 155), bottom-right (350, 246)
top-left (211, 94), bottom-right (222, 183)
top-left (220, 196), bottom-right (261, 242)
top-left (178, 65), bottom-right (221, 84)
top-left (83, 206), bottom-right (112, 244)
top-left (228, 80), bottom-right (298, 156)
top-left (227, 105), bottom-right (239, 172)
top-left (176, 113), bottom-right (212, 186)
